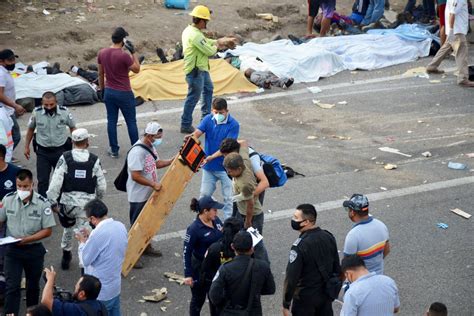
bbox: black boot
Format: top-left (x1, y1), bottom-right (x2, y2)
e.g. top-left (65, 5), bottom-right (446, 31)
top-left (156, 48), bottom-right (168, 64)
top-left (61, 250), bottom-right (72, 270)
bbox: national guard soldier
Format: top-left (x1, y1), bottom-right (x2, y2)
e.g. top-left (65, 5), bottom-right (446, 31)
top-left (283, 204), bottom-right (341, 316)
top-left (0, 168), bottom-right (56, 315)
top-left (24, 91), bottom-right (76, 196)
top-left (47, 128), bottom-right (106, 271)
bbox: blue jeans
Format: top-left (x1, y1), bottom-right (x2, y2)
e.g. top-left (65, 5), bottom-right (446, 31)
top-left (101, 295), bottom-right (121, 316)
top-left (361, 0), bottom-right (385, 25)
top-left (200, 169), bottom-right (232, 219)
top-left (181, 69), bottom-right (213, 128)
top-left (104, 88), bottom-right (139, 154)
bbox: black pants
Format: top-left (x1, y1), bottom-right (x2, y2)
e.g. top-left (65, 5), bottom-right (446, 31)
top-left (291, 294), bottom-right (333, 316)
top-left (4, 243), bottom-right (46, 315)
top-left (129, 201), bottom-right (147, 226)
top-left (190, 281), bottom-right (218, 316)
top-left (36, 146), bottom-right (64, 197)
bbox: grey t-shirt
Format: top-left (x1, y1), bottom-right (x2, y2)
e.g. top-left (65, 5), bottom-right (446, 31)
top-left (0, 66), bottom-right (15, 116)
top-left (126, 141), bottom-right (159, 203)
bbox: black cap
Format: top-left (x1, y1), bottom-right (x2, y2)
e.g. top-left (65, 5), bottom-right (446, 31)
top-left (111, 27), bottom-right (129, 43)
top-left (198, 196), bottom-right (224, 210)
top-left (343, 194), bottom-right (369, 212)
top-left (0, 49), bottom-right (18, 60)
top-left (232, 231), bottom-right (253, 252)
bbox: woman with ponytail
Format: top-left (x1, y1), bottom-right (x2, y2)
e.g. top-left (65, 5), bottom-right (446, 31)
top-left (183, 196), bottom-right (224, 316)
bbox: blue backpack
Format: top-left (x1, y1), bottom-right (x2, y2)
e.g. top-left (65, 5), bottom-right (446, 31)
top-left (250, 151), bottom-right (287, 188)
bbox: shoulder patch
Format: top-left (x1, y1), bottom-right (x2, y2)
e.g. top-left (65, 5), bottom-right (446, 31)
top-left (44, 207), bottom-right (52, 216)
top-left (34, 106), bottom-right (42, 112)
top-left (59, 106), bottom-right (67, 111)
top-left (292, 237), bottom-right (302, 247)
top-left (4, 191), bottom-right (15, 197)
top-left (37, 194), bottom-right (48, 202)
top-left (289, 250), bottom-right (298, 263)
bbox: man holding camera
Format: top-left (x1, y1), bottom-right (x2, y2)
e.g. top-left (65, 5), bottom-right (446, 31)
top-left (98, 26), bottom-right (141, 158)
top-left (41, 266), bottom-right (107, 315)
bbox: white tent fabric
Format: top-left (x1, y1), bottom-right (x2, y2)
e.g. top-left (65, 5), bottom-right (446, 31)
top-left (227, 34), bottom-right (431, 83)
top-left (14, 72), bottom-right (90, 99)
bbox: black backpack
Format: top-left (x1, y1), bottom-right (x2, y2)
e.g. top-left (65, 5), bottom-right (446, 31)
top-left (114, 144), bottom-right (157, 192)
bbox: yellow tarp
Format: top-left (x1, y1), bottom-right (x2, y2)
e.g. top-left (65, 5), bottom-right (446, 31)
top-left (130, 59), bottom-right (257, 101)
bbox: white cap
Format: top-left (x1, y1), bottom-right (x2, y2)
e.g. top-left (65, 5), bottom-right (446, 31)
top-left (144, 122), bottom-right (162, 135)
top-left (71, 128), bottom-right (89, 142)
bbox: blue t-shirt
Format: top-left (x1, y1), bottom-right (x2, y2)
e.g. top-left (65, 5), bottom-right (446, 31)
top-left (52, 299), bottom-right (104, 316)
top-left (343, 217), bottom-right (389, 275)
top-left (197, 114), bottom-right (239, 172)
top-left (0, 164), bottom-right (19, 200)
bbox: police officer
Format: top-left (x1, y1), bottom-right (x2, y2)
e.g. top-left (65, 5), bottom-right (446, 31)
top-left (24, 91), bottom-right (76, 196)
top-left (0, 168), bottom-right (56, 315)
top-left (209, 231), bottom-right (275, 315)
top-left (47, 128), bottom-right (106, 270)
top-left (282, 204), bottom-right (341, 316)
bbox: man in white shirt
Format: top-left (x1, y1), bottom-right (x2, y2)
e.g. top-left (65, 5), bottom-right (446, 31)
top-left (426, 0), bottom-right (473, 87)
top-left (77, 199), bottom-right (128, 316)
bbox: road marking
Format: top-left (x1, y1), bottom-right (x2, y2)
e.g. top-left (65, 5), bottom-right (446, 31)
top-left (152, 176), bottom-right (474, 242)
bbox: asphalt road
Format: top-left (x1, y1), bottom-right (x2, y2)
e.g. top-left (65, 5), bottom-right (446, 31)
top-left (8, 53), bottom-right (474, 315)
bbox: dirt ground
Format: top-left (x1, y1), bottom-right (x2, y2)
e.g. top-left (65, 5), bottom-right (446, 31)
top-left (0, 0), bottom-right (407, 69)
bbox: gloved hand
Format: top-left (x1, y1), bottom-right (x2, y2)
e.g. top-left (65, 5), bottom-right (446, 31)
top-left (231, 193), bottom-right (246, 202)
top-left (446, 29), bottom-right (455, 44)
top-left (124, 39), bottom-right (135, 54)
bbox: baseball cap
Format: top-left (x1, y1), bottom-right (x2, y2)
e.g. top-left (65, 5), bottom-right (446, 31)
top-left (144, 122), bottom-right (163, 135)
top-left (71, 128), bottom-right (89, 142)
top-left (232, 231), bottom-right (253, 252)
top-left (343, 194), bottom-right (369, 212)
top-left (198, 196), bottom-right (224, 210)
top-left (0, 49), bottom-right (18, 60)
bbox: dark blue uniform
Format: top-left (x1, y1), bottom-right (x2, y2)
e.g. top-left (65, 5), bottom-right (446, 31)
top-left (183, 216), bottom-right (223, 316)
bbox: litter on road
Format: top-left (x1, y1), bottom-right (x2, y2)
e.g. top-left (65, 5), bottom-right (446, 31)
top-left (447, 162), bottom-right (467, 170)
top-left (384, 164), bottom-right (397, 170)
top-left (379, 147), bottom-right (412, 157)
top-left (164, 272), bottom-right (185, 285)
top-left (422, 151), bottom-right (432, 157)
top-left (307, 86), bottom-right (322, 94)
top-left (142, 287), bottom-right (168, 303)
top-left (437, 223), bottom-right (449, 229)
top-left (450, 208), bottom-right (471, 219)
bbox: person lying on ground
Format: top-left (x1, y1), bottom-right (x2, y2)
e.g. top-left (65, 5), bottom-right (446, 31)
top-left (244, 68), bottom-right (294, 89)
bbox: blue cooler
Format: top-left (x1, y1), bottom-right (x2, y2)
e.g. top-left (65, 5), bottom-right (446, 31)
top-left (164, 0), bottom-right (190, 10)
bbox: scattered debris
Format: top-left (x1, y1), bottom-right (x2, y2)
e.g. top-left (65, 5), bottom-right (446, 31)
top-left (450, 208), bottom-right (471, 219)
top-left (402, 67), bottom-right (429, 78)
top-left (417, 120), bottom-right (424, 123)
top-left (337, 101), bottom-right (348, 105)
top-left (332, 135), bottom-right (351, 140)
top-left (256, 13), bottom-right (279, 23)
top-left (421, 151), bottom-right (432, 157)
top-left (378, 147), bottom-right (412, 157)
top-left (102, 169), bottom-right (107, 174)
top-left (407, 130), bottom-right (412, 134)
top-left (447, 162), bottom-right (467, 170)
top-left (142, 287), bottom-right (168, 302)
top-left (446, 140), bottom-right (466, 147)
top-left (429, 80), bottom-right (441, 83)
top-left (267, 209), bottom-right (272, 214)
top-left (107, 5), bottom-right (116, 9)
top-left (436, 223), bottom-right (448, 229)
top-left (174, 252), bottom-right (181, 257)
top-left (384, 164), bottom-right (397, 170)
top-left (24, 6), bottom-right (39, 12)
top-left (350, 71), bottom-right (358, 74)
top-left (307, 135), bottom-right (318, 140)
top-left (164, 300), bottom-right (172, 303)
top-left (466, 153), bottom-right (474, 158)
top-left (353, 169), bottom-right (360, 172)
top-left (0, 31), bottom-right (11, 34)
top-left (313, 100), bottom-right (335, 109)
top-left (375, 161), bottom-right (384, 165)
top-left (43, 9), bottom-right (51, 15)
top-left (164, 272), bottom-right (185, 285)
top-left (307, 86), bottom-right (322, 94)
top-left (160, 306), bottom-right (167, 312)
top-left (380, 187), bottom-right (388, 191)
top-left (280, 111), bottom-right (286, 115)
top-left (371, 157), bottom-right (377, 160)
top-left (138, 299), bottom-right (145, 303)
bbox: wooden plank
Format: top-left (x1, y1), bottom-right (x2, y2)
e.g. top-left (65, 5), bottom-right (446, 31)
top-left (450, 208), bottom-right (472, 219)
top-left (121, 154), bottom-right (196, 276)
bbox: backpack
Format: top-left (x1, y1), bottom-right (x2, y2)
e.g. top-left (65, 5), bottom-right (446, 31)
top-left (249, 151), bottom-right (287, 187)
top-left (114, 144), bottom-right (157, 192)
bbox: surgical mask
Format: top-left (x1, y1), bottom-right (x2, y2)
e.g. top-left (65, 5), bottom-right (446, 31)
top-left (152, 138), bottom-right (162, 147)
top-left (214, 113), bottom-right (226, 123)
top-left (17, 189), bottom-right (31, 201)
top-left (291, 219), bottom-right (304, 231)
top-left (44, 107), bottom-right (56, 115)
top-left (5, 63), bottom-right (15, 71)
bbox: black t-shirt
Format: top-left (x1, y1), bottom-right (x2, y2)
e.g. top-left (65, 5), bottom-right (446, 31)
top-left (0, 164), bottom-right (20, 200)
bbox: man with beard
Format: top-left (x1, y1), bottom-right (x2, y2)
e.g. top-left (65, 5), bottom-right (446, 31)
top-left (41, 266), bottom-right (107, 315)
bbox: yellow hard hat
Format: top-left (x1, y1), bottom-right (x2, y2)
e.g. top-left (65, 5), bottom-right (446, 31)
top-left (189, 5), bottom-right (211, 20)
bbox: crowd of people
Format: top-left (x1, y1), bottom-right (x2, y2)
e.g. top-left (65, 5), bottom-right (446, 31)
top-left (0, 1), bottom-right (466, 315)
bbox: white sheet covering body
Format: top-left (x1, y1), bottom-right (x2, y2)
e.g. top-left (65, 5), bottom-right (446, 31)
top-left (228, 34), bottom-right (431, 83)
top-left (14, 73), bottom-right (90, 99)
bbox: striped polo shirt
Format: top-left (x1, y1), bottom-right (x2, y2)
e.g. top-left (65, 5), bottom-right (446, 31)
top-left (341, 272), bottom-right (400, 316)
top-left (343, 217), bottom-right (389, 275)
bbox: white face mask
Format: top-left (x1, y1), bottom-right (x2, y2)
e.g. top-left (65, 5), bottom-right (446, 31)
top-left (17, 189), bottom-right (31, 201)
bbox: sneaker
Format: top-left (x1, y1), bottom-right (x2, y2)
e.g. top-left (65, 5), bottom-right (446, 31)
top-left (143, 244), bottom-right (162, 257)
top-left (426, 67), bottom-right (444, 74)
top-left (61, 250), bottom-right (72, 270)
top-left (180, 126), bottom-right (195, 134)
top-left (459, 80), bottom-right (474, 87)
top-left (156, 48), bottom-right (168, 64)
top-left (107, 149), bottom-right (119, 158)
top-left (283, 78), bottom-right (294, 89)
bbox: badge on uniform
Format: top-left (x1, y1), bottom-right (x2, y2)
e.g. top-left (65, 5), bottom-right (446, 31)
top-left (289, 250), bottom-right (298, 263)
top-left (75, 170), bottom-right (86, 179)
top-left (44, 207), bottom-right (52, 216)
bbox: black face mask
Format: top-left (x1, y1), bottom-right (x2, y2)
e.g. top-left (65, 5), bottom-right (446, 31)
top-left (44, 108), bottom-right (56, 116)
top-left (291, 219), bottom-right (305, 231)
top-left (5, 63), bottom-right (15, 71)
top-left (89, 221), bottom-right (96, 229)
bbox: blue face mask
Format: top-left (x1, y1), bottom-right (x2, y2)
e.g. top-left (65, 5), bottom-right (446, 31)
top-left (214, 113), bottom-right (226, 123)
top-left (152, 138), bottom-right (162, 147)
